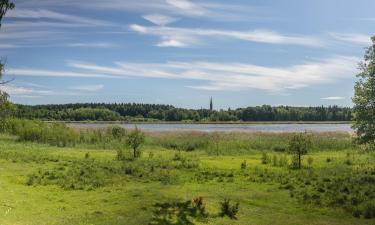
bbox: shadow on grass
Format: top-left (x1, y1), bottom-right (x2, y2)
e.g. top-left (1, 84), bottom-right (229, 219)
top-left (149, 200), bottom-right (206, 225)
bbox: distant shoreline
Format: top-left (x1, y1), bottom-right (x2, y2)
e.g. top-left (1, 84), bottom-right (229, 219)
top-left (48, 121), bottom-right (352, 125)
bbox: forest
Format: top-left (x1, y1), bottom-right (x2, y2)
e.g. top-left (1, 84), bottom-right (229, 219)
top-left (15, 103), bottom-right (352, 122)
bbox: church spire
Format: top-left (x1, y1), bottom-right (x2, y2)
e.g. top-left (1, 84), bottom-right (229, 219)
top-left (210, 97), bottom-right (213, 111)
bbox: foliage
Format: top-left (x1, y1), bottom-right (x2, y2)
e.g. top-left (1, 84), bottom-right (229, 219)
top-left (16, 103), bottom-right (353, 122)
top-left (288, 133), bottom-right (312, 169)
top-left (0, 0), bottom-right (15, 128)
top-left (0, 0), bottom-right (15, 27)
top-left (0, 133), bottom-right (374, 224)
top-left (219, 199), bottom-right (239, 219)
top-left (352, 36), bottom-right (375, 148)
top-left (127, 127), bottom-right (145, 158)
top-left (261, 152), bottom-right (271, 164)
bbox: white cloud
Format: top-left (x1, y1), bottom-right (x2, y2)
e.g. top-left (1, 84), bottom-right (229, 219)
top-left (69, 84), bottom-right (104, 92)
top-left (1, 85), bottom-right (52, 96)
top-left (5, 68), bottom-right (117, 78)
top-left (143, 14), bottom-right (178, 26)
top-left (1, 9), bottom-right (113, 47)
top-left (129, 24), bottom-right (323, 48)
top-left (65, 55), bottom-right (359, 93)
top-left (165, 0), bottom-right (207, 16)
top-left (6, 55), bottom-right (359, 95)
top-left (330, 33), bottom-right (371, 45)
top-left (320, 96), bottom-right (345, 100)
top-left (15, 0), bottom-right (255, 21)
top-left (7, 9), bottom-right (111, 26)
top-left (156, 39), bottom-right (187, 47)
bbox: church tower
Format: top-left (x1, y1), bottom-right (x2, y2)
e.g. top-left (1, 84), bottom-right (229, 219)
top-left (210, 97), bottom-right (213, 111)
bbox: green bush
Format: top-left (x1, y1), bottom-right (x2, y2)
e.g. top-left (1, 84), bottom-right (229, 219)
top-left (219, 199), bottom-right (239, 219)
top-left (3, 119), bottom-right (77, 147)
top-left (261, 152), bottom-right (271, 164)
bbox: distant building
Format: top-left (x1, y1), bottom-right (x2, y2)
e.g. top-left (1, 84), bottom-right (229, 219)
top-left (210, 97), bottom-right (213, 111)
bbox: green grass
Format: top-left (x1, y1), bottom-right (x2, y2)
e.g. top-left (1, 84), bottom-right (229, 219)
top-left (0, 133), bottom-right (374, 225)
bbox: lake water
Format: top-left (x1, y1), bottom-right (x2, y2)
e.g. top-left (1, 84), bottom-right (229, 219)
top-left (67, 123), bottom-right (353, 133)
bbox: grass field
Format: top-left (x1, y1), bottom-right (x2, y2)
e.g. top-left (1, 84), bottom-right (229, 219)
top-left (0, 131), bottom-right (374, 225)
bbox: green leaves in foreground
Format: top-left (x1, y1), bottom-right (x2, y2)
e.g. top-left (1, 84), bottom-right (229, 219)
top-left (352, 36), bottom-right (375, 148)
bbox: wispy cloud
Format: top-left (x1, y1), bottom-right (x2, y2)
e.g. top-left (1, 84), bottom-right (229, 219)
top-left (1, 8), bottom-right (114, 47)
top-left (5, 68), bottom-right (117, 78)
top-left (7, 9), bottom-right (112, 26)
top-left (330, 32), bottom-right (371, 45)
top-left (69, 84), bottom-right (104, 92)
top-left (143, 14), bottom-right (178, 26)
top-left (320, 96), bottom-right (345, 100)
top-left (16, 0), bottom-right (254, 21)
top-left (67, 56), bottom-right (358, 93)
top-left (130, 24), bottom-right (323, 48)
top-left (2, 85), bottom-right (52, 97)
top-left (6, 55), bottom-right (358, 94)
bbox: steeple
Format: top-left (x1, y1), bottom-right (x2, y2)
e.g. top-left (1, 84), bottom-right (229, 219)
top-left (210, 97), bottom-right (213, 111)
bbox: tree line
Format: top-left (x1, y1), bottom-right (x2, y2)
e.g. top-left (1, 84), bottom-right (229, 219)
top-left (15, 103), bottom-right (352, 122)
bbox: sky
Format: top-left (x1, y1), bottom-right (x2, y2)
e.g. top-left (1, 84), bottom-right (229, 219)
top-left (0, 0), bottom-right (374, 109)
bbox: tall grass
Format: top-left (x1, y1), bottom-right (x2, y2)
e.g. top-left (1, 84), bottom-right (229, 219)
top-left (147, 131), bottom-right (355, 154)
top-left (0, 119), bottom-right (356, 153)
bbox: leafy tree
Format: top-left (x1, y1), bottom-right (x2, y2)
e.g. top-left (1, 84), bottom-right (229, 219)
top-left (0, 0), bottom-right (14, 27)
top-left (288, 133), bottom-right (311, 169)
top-left (352, 36), bottom-right (375, 148)
top-left (126, 126), bottom-right (145, 158)
top-left (0, 0), bottom-right (14, 127)
top-left (0, 0), bottom-right (14, 83)
top-left (15, 103), bottom-right (353, 122)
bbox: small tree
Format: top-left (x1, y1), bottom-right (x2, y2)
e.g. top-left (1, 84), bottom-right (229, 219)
top-left (1, 0), bottom-right (15, 84)
top-left (0, 0), bottom-right (14, 130)
top-left (352, 36), bottom-right (375, 149)
top-left (288, 133), bottom-right (311, 169)
top-left (126, 126), bottom-right (145, 158)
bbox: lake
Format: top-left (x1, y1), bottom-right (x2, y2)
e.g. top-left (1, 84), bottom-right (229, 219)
top-left (67, 123), bottom-right (353, 133)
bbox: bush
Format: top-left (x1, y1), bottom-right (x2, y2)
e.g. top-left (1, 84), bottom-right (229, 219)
top-left (192, 196), bottom-right (206, 216)
top-left (240, 160), bottom-right (247, 170)
top-left (126, 127), bottom-right (145, 158)
top-left (3, 119), bottom-right (77, 147)
top-left (362, 201), bottom-right (375, 219)
top-left (261, 152), bottom-right (271, 164)
top-left (219, 199), bottom-right (239, 219)
top-left (288, 133), bottom-right (311, 169)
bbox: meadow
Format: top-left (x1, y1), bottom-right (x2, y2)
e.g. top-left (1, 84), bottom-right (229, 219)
top-left (0, 119), bottom-right (374, 225)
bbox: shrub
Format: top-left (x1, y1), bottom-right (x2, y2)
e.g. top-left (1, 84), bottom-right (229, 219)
top-left (126, 127), bottom-right (145, 158)
top-left (261, 152), bottom-right (270, 164)
top-left (116, 148), bottom-right (126, 161)
top-left (192, 196), bottom-right (206, 216)
top-left (362, 201), bottom-right (375, 219)
top-left (109, 125), bottom-right (126, 139)
top-left (240, 160), bottom-right (247, 170)
top-left (288, 133), bottom-right (312, 169)
top-left (219, 199), bottom-right (239, 219)
top-left (272, 146), bottom-right (287, 152)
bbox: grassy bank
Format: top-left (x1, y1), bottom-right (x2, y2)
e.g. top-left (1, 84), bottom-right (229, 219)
top-left (60, 120), bottom-right (352, 124)
top-left (0, 119), bottom-right (374, 224)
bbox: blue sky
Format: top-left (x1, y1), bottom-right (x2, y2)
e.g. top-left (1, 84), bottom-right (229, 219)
top-left (1, 0), bottom-right (374, 109)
